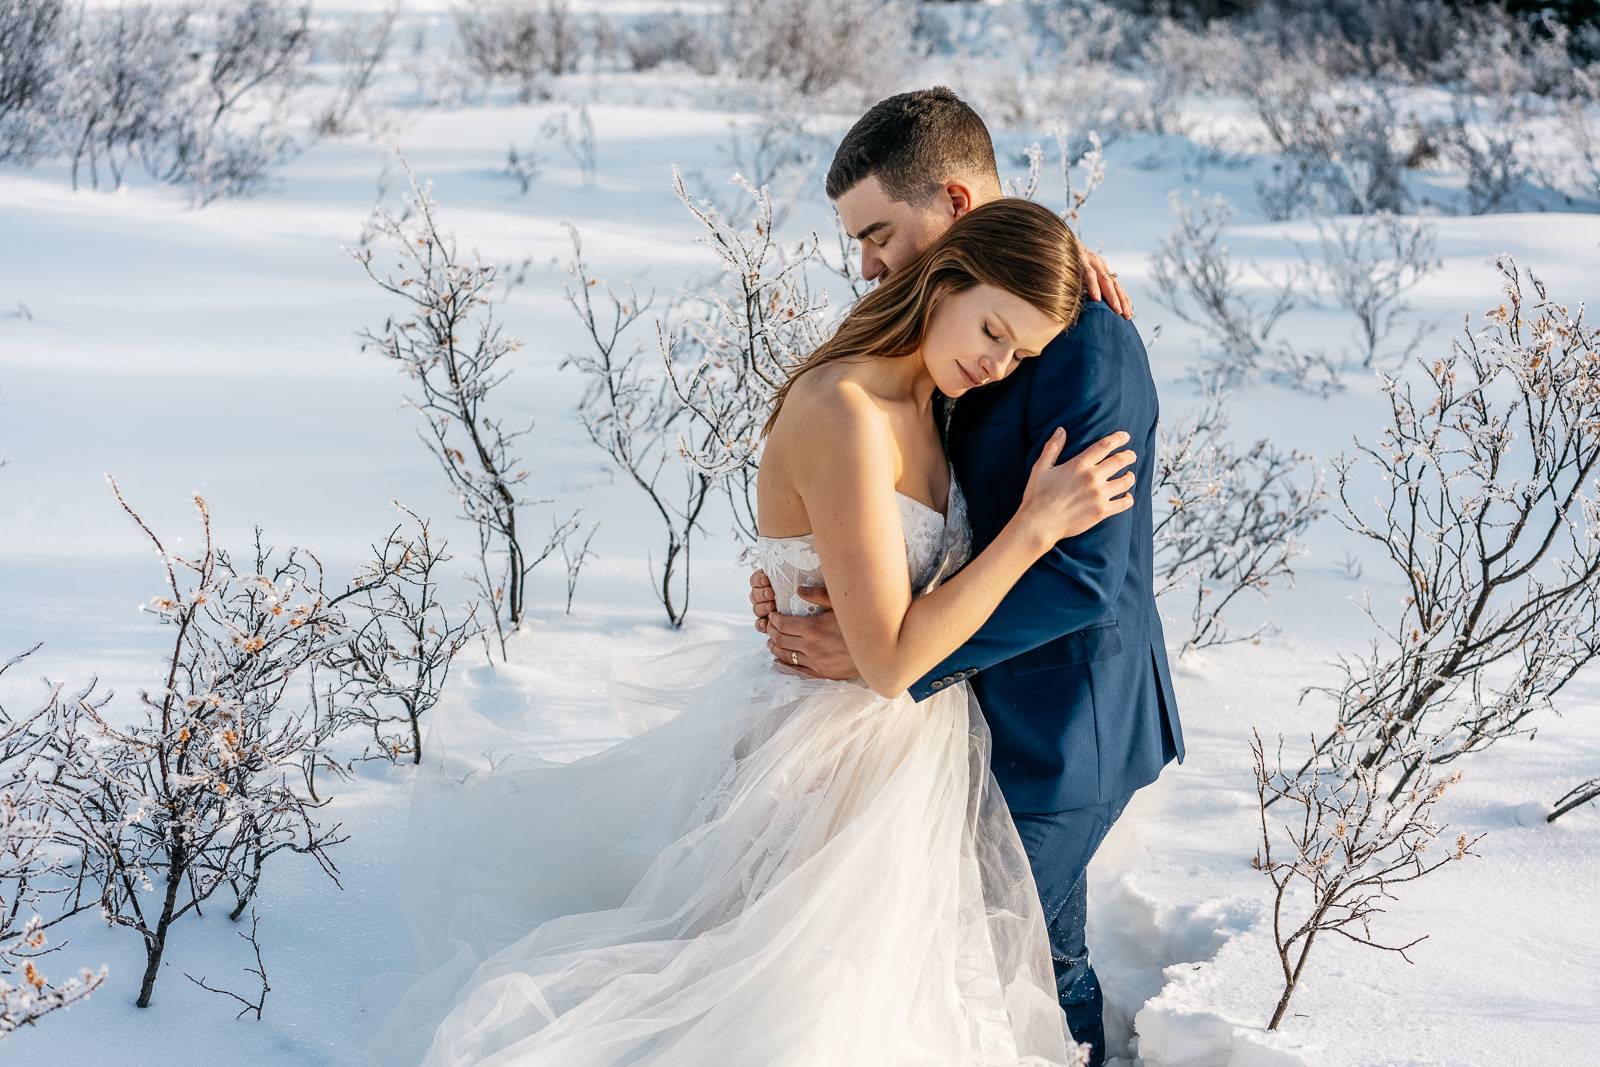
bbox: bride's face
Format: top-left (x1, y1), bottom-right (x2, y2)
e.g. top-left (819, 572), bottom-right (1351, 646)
top-left (920, 283), bottom-right (1062, 398)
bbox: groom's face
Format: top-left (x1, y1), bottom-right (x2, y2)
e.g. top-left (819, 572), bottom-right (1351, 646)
top-left (834, 174), bottom-right (980, 283)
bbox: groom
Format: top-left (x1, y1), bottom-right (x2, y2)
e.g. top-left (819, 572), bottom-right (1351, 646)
top-left (749, 87), bottom-right (1184, 1065)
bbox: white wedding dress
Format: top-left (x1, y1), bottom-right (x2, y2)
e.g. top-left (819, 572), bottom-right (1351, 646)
top-left (357, 472), bottom-right (1080, 1066)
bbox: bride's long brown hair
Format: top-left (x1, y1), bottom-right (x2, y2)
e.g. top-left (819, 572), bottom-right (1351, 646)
top-left (763, 197), bottom-right (1084, 437)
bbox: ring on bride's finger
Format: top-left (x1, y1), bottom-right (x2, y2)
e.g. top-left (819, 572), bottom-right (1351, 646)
top-left (790, 650), bottom-right (799, 666)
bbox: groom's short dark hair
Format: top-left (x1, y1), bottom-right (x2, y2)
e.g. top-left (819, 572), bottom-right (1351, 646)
top-left (825, 87), bottom-right (1001, 204)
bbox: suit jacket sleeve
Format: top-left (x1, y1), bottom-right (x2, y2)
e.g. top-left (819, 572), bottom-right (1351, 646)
top-left (909, 307), bottom-right (1151, 701)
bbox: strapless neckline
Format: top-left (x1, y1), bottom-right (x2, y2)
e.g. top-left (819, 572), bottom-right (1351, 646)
top-left (756, 472), bottom-right (972, 618)
top-left (757, 462), bottom-right (956, 544)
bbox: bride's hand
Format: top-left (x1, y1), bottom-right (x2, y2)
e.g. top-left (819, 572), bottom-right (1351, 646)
top-left (1016, 428), bottom-right (1137, 549)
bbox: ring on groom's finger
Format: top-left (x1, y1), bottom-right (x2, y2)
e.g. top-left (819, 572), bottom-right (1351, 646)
top-left (790, 650), bottom-right (799, 666)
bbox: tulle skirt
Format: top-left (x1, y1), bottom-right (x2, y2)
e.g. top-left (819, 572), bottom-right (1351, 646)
top-left (356, 639), bottom-right (1078, 1066)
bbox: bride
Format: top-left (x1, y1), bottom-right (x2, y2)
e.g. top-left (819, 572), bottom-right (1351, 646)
top-left (358, 197), bottom-right (1138, 1066)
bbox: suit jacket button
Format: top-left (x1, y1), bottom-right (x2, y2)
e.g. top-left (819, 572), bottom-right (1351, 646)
top-left (931, 680), bottom-right (944, 690)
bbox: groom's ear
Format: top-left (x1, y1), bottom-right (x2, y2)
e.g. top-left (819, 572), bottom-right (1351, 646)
top-left (941, 180), bottom-right (977, 220)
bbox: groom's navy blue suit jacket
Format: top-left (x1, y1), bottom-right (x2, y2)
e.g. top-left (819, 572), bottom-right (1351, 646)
top-left (911, 302), bottom-right (1184, 814)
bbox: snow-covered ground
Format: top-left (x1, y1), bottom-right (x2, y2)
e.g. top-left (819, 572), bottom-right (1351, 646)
top-left (2, 6), bottom-right (1598, 1065)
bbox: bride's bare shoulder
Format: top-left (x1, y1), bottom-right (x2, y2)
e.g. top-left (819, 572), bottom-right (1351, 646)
top-left (775, 364), bottom-right (886, 436)
top-left (766, 365), bottom-right (895, 481)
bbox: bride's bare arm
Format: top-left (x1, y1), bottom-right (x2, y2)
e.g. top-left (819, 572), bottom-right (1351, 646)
top-left (796, 383), bottom-right (1134, 698)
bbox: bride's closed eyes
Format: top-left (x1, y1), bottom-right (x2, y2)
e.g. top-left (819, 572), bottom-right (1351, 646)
top-left (922, 285), bottom-right (1061, 397)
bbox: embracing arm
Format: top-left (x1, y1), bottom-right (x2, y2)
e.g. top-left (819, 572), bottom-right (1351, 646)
top-left (797, 384), bottom-right (1133, 698)
top-left (909, 310), bottom-right (1152, 699)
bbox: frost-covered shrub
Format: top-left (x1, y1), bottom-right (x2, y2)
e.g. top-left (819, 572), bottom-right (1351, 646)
top-left (311, 4), bottom-right (398, 137)
top-left (1302, 256), bottom-right (1600, 800)
top-left (349, 156), bottom-right (582, 653)
top-left (561, 166), bottom-right (841, 623)
top-left (35, 0), bottom-right (315, 203)
top-left (1249, 56), bottom-right (1418, 218)
top-left (1431, 7), bottom-right (1581, 99)
top-left (1436, 94), bottom-right (1539, 213)
top-left (0, 0), bottom-right (67, 165)
top-left (1245, 256), bottom-right (1600, 1029)
top-left (40, 481), bottom-right (368, 1008)
top-left (146, 0), bottom-right (313, 205)
top-left (321, 503), bottom-right (485, 766)
top-left (542, 103), bottom-right (596, 187)
top-left (1232, 0), bottom-right (1458, 80)
top-left (656, 170), bottom-right (835, 545)
top-left (1154, 391), bottom-right (1326, 654)
top-left (1562, 68), bottom-right (1600, 197)
top-left (983, 0), bottom-right (1149, 145)
top-left (1152, 192), bottom-right (1363, 396)
top-left (686, 107), bottom-right (828, 229)
top-left (618, 9), bottom-right (718, 75)
top-left (724, 0), bottom-right (914, 101)
top-left (452, 0), bottom-right (585, 102)
top-left (1297, 213), bottom-right (1440, 370)
top-left (1150, 192), bottom-right (1295, 387)
top-left (1251, 726), bottom-right (1481, 1032)
top-left (1137, 17), bottom-right (1249, 136)
top-left (0, 651), bottom-right (108, 1034)
top-left (53, 3), bottom-right (195, 192)
top-left (562, 220), bottom-right (713, 628)
top-left (1006, 127), bottom-right (1107, 226)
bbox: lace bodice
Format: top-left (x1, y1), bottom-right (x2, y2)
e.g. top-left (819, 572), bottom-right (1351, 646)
top-left (757, 470), bottom-right (974, 617)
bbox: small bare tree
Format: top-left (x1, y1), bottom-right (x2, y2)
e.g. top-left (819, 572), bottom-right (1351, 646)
top-left (656, 169), bottom-right (834, 543)
top-left (1436, 92), bottom-right (1537, 215)
top-left (1251, 726), bottom-right (1483, 1031)
top-left (54, 3), bottom-right (195, 193)
top-left (38, 478), bottom-right (382, 1008)
top-left (1149, 192), bottom-right (1303, 389)
top-left (320, 502), bottom-right (484, 765)
top-left (1297, 212), bottom-right (1440, 370)
top-left (503, 140), bottom-right (540, 195)
top-left (311, 3), bottom-right (398, 138)
top-left (452, 0), bottom-right (582, 103)
top-left (148, 0), bottom-right (314, 205)
top-left (0, 647), bottom-right (107, 1036)
top-left (1242, 46), bottom-right (1419, 219)
top-left (1560, 68), bottom-right (1600, 201)
top-left (1296, 257), bottom-right (1600, 801)
top-left (725, 0), bottom-right (913, 102)
top-left (542, 103), bottom-right (596, 187)
top-left (0, 0), bottom-right (67, 165)
top-left (1154, 391), bottom-right (1326, 653)
top-left (348, 152), bottom-right (579, 656)
top-left (561, 225), bottom-right (712, 626)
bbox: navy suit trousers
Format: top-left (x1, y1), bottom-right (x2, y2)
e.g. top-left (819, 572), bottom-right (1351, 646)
top-left (1010, 790), bottom-right (1135, 1067)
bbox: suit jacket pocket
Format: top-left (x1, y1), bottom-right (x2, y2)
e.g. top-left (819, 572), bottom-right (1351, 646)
top-left (1007, 621), bottom-right (1123, 675)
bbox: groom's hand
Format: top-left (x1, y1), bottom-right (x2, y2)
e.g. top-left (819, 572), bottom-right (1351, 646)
top-left (749, 569), bottom-right (777, 633)
top-left (764, 587), bottom-right (859, 681)
top-left (1079, 248), bottom-right (1132, 320)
